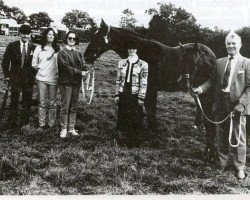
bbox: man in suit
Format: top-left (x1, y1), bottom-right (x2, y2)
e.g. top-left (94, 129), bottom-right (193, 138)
top-left (193, 32), bottom-right (250, 179)
top-left (2, 24), bottom-right (36, 131)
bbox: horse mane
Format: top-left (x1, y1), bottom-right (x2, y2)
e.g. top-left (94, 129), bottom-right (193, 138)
top-left (111, 27), bottom-right (147, 39)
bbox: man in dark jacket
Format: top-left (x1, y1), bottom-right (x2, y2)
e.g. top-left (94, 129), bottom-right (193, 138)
top-left (2, 24), bottom-right (36, 131)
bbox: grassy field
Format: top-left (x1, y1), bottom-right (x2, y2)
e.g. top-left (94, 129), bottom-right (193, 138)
top-left (0, 36), bottom-right (250, 195)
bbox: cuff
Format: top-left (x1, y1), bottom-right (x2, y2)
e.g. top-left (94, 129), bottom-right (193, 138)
top-left (198, 86), bottom-right (203, 93)
top-left (138, 97), bottom-right (145, 101)
top-left (234, 103), bottom-right (245, 113)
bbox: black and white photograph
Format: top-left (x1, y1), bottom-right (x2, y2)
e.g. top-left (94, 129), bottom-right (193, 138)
top-left (0, 0), bottom-right (250, 196)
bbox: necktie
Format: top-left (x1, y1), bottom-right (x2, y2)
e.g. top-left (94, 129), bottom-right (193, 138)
top-left (21, 43), bottom-right (26, 68)
top-left (222, 56), bottom-right (233, 89)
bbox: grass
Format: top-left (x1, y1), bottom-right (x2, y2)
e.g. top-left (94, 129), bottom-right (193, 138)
top-left (0, 36), bottom-right (250, 194)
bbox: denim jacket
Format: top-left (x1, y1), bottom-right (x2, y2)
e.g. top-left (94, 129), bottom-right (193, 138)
top-left (115, 58), bottom-right (148, 101)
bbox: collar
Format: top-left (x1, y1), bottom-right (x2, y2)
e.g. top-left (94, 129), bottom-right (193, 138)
top-left (20, 39), bottom-right (28, 47)
top-left (228, 53), bottom-right (241, 60)
top-left (127, 55), bottom-right (139, 64)
top-left (66, 45), bottom-right (76, 51)
top-left (43, 45), bottom-right (54, 51)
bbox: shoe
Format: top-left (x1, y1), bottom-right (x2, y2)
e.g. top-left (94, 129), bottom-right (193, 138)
top-left (68, 129), bottom-right (79, 136)
top-left (37, 126), bottom-right (46, 133)
top-left (21, 124), bottom-right (31, 131)
top-left (219, 165), bottom-right (227, 172)
top-left (236, 170), bottom-right (245, 180)
top-left (60, 129), bottom-right (67, 138)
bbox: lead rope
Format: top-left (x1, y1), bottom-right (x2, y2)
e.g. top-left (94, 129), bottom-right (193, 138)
top-left (195, 94), bottom-right (244, 148)
top-left (81, 66), bottom-right (95, 105)
top-left (228, 113), bottom-right (246, 147)
top-left (195, 94), bottom-right (231, 124)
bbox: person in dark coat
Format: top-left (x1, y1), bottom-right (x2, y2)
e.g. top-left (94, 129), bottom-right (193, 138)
top-left (57, 31), bottom-right (88, 138)
top-left (115, 40), bottom-right (149, 146)
top-left (2, 24), bottom-right (36, 131)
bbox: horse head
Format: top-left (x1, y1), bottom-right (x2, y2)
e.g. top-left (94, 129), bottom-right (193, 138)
top-left (177, 42), bottom-right (216, 92)
top-left (84, 19), bottom-right (111, 63)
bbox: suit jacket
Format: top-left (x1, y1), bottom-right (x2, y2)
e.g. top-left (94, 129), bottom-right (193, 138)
top-left (200, 55), bottom-right (250, 115)
top-left (115, 58), bottom-right (148, 101)
top-left (2, 40), bottom-right (36, 85)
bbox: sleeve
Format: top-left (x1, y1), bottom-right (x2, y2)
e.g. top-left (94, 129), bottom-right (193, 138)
top-left (237, 59), bottom-right (250, 109)
top-left (200, 60), bottom-right (218, 93)
top-left (115, 61), bottom-right (123, 97)
top-left (32, 45), bottom-right (41, 69)
top-left (57, 50), bottom-right (82, 75)
top-left (2, 43), bottom-right (12, 79)
top-left (138, 62), bottom-right (149, 101)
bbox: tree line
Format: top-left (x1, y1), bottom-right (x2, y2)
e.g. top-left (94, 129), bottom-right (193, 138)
top-left (1, 0), bottom-right (250, 58)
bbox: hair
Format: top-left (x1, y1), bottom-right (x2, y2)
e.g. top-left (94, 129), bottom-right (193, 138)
top-left (40, 27), bottom-right (60, 53)
top-left (63, 31), bottom-right (79, 45)
top-left (225, 32), bottom-right (241, 44)
top-left (19, 24), bottom-right (31, 34)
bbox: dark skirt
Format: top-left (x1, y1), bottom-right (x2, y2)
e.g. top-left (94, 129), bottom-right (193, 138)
top-left (116, 84), bottom-right (144, 139)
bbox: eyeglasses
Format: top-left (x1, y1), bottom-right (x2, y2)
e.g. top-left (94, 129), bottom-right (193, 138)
top-left (68, 37), bottom-right (76, 41)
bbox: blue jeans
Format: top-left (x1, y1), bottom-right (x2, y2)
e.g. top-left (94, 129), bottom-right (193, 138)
top-left (36, 80), bottom-right (58, 127)
top-left (59, 85), bottom-right (80, 130)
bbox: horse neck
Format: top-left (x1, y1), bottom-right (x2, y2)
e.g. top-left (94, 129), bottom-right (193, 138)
top-left (109, 27), bottom-right (167, 61)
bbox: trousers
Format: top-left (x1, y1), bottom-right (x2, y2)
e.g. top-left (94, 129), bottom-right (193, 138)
top-left (36, 80), bottom-right (58, 127)
top-left (215, 91), bottom-right (246, 170)
top-left (59, 85), bottom-right (80, 130)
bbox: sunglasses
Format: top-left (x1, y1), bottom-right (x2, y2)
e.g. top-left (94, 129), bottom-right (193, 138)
top-left (68, 37), bottom-right (76, 41)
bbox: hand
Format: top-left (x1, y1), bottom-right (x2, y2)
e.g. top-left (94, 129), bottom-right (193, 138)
top-left (191, 87), bottom-right (202, 95)
top-left (233, 104), bottom-right (244, 117)
top-left (115, 97), bottom-right (119, 105)
top-left (82, 71), bottom-right (89, 77)
top-left (4, 77), bottom-right (10, 84)
top-left (138, 99), bottom-right (144, 107)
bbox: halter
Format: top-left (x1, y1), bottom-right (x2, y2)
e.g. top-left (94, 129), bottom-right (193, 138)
top-left (103, 25), bottom-right (111, 44)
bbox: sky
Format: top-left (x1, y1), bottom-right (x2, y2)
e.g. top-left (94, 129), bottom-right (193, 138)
top-left (3, 0), bottom-right (250, 31)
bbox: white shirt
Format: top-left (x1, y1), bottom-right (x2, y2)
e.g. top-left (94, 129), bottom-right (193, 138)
top-left (20, 39), bottom-right (28, 54)
top-left (127, 55), bottom-right (139, 83)
top-left (222, 54), bottom-right (240, 92)
top-left (66, 45), bottom-right (76, 51)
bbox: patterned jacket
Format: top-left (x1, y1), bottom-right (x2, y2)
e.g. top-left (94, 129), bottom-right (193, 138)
top-left (115, 58), bottom-right (149, 101)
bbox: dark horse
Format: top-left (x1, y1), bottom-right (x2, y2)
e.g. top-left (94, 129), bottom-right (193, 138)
top-left (84, 20), bottom-right (217, 157)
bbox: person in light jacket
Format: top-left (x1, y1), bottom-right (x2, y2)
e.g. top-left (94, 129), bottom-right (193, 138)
top-left (32, 27), bottom-right (60, 130)
top-left (115, 39), bottom-right (148, 146)
top-left (193, 32), bottom-right (250, 180)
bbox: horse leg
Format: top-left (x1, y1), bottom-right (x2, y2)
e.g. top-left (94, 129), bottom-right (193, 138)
top-left (145, 86), bottom-right (158, 134)
top-left (200, 97), bottom-right (217, 162)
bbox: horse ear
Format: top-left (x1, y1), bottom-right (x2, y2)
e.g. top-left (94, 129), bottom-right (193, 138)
top-left (179, 42), bottom-right (184, 53)
top-left (100, 19), bottom-right (109, 34)
top-left (194, 43), bottom-right (199, 52)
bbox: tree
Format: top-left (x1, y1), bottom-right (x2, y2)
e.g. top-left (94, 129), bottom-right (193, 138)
top-left (6, 7), bottom-right (26, 24)
top-left (29, 12), bottom-right (53, 29)
top-left (119, 8), bottom-right (137, 28)
top-left (0, 1), bottom-right (26, 23)
top-left (61, 10), bottom-right (96, 29)
top-left (146, 3), bottom-right (201, 45)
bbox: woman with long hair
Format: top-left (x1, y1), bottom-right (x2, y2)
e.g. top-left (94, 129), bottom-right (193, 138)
top-left (32, 27), bottom-right (60, 130)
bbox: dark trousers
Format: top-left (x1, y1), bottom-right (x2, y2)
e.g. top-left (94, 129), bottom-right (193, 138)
top-left (8, 81), bottom-right (34, 127)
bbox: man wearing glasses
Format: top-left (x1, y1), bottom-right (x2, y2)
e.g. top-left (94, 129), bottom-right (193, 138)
top-left (2, 24), bottom-right (36, 131)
